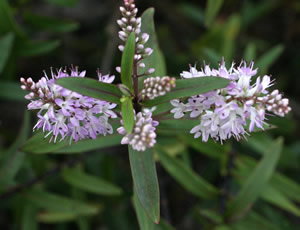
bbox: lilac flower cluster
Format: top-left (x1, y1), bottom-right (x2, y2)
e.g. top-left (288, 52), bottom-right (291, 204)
top-left (171, 60), bottom-right (291, 143)
top-left (21, 67), bottom-right (117, 143)
top-left (117, 112), bottom-right (159, 151)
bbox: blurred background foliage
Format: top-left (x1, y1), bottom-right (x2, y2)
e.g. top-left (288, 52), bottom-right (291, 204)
top-left (0, 0), bottom-right (299, 229)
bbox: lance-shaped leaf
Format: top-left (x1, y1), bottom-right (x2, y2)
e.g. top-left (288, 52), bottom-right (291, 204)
top-left (141, 77), bottom-right (230, 107)
top-left (0, 112), bottom-right (29, 190)
top-left (25, 189), bottom-right (99, 215)
top-left (129, 146), bottom-right (160, 224)
top-left (205, 0), bottom-right (224, 27)
top-left (62, 168), bottom-right (122, 196)
top-left (56, 77), bottom-right (122, 104)
top-left (133, 191), bottom-right (175, 230)
top-left (157, 147), bottom-right (219, 199)
top-left (121, 32), bottom-right (135, 93)
top-left (226, 138), bottom-right (283, 219)
top-left (121, 96), bottom-right (135, 133)
top-left (0, 33), bottom-right (14, 73)
top-left (138, 8), bottom-right (167, 77)
top-left (22, 128), bottom-right (122, 154)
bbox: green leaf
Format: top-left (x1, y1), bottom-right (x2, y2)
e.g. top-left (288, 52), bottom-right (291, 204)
top-left (157, 147), bottom-right (219, 199)
top-left (121, 96), bottom-right (134, 133)
top-left (238, 154), bottom-right (300, 202)
top-left (222, 15), bottom-right (240, 61)
top-left (0, 112), bottom-right (29, 189)
top-left (21, 203), bottom-right (38, 230)
top-left (56, 77), bottom-right (122, 104)
top-left (256, 44), bottom-right (284, 75)
top-left (129, 146), bottom-right (160, 223)
top-left (62, 168), bottom-right (122, 196)
top-left (25, 189), bottom-right (99, 215)
top-left (142, 77), bottom-right (230, 107)
top-left (134, 192), bottom-right (175, 230)
top-left (55, 133), bottom-right (122, 153)
top-left (121, 33), bottom-right (135, 93)
top-left (46, 0), bottom-right (79, 7)
top-left (38, 212), bottom-right (78, 223)
top-left (0, 80), bottom-right (26, 101)
top-left (17, 40), bottom-right (61, 57)
top-left (0, 0), bottom-right (23, 36)
top-left (235, 156), bottom-right (300, 215)
top-left (230, 211), bottom-right (280, 230)
top-left (179, 135), bottom-right (229, 160)
top-left (157, 119), bottom-right (200, 134)
top-left (22, 132), bottom-right (66, 154)
top-left (0, 33), bottom-right (14, 73)
top-left (138, 8), bottom-right (167, 77)
top-left (22, 131), bottom-right (122, 154)
top-left (261, 186), bottom-right (300, 216)
top-left (226, 138), bottom-right (283, 219)
top-left (179, 3), bottom-right (205, 26)
top-left (134, 191), bottom-right (156, 230)
top-left (205, 0), bottom-right (224, 27)
top-left (24, 12), bottom-right (79, 33)
top-left (243, 43), bottom-right (256, 62)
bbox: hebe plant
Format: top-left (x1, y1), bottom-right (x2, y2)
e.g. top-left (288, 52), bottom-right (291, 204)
top-left (19, 0), bottom-right (291, 227)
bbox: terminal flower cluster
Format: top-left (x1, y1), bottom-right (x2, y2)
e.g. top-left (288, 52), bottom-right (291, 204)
top-left (141, 76), bottom-right (176, 100)
top-left (171, 60), bottom-right (291, 142)
top-left (117, 112), bottom-right (159, 151)
top-left (21, 67), bottom-right (117, 143)
top-left (117, 0), bottom-right (154, 74)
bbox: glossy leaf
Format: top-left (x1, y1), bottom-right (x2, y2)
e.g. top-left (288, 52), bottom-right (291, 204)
top-left (205, 0), bottom-right (224, 27)
top-left (56, 77), bottom-right (122, 104)
top-left (141, 77), bottom-right (230, 107)
top-left (226, 138), bottom-right (283, 219)
top-left (157, 147), bottom-right (219, 199)
top-left (121, 33), bottom-right (135, 93)
top-left (62, 168), bottom-right (122, 196)
top-left (129, 146), bottom-right (160, 223)
top-left (121, 96), bottom-right (135, 133)
top-left (0, 33), bottom-right (14, 73)
top-left (25, 189), bottom-right (99, 215)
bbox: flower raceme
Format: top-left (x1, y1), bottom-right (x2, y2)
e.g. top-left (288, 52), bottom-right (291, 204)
top-left (20, 0), bottom-right (291, 151)
top-left (170, 60), bottom-right (291, 143)
top-left (21, 67), bottom-right (117, 143)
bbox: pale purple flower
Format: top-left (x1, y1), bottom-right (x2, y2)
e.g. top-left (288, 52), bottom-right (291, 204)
top-left (171, 59), bottom-right (291, 143)
top-left (21, 66), bottom-right (117, 143)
